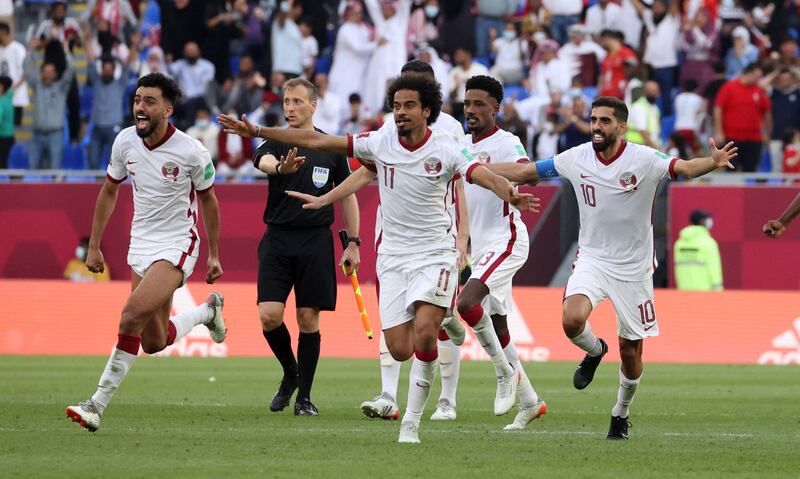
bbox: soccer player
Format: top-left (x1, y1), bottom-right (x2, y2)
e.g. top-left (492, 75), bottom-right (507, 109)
top-left (359, 59), bottom-right (471, 423)
top-left (219, 74), bottom-right (539, 443)
top-left (66, 73), bottom-right (227, 432)
top-left (763, 192), bottom-right (800, 238)
top-left (456, 75), bottom-right (546, 429)
top-left (488, 96), bottom-right (737, 440)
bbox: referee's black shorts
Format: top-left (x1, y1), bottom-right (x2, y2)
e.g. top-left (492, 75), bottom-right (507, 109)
top-left (257, 225), bottom-right (337, 310)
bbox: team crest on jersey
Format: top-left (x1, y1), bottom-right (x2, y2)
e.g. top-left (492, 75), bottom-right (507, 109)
top-left (162, 161), bottom-right (180, 182)
top-left (424, 157), bottom-right (442, 175)
top-left (477, 151), bottom-right (491, 164)
top-left (619, 171), bottom-right (638, 190)
top-left (312, 166), bottom-right (330, 187)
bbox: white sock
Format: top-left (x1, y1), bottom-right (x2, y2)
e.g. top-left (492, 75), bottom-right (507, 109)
top-left (503, 341), bottom-right (539, 406)
top-left (570, 321), bottom-right (604, 357)
top-left (611, 369), bottom-right (640, 418)
top-left (91, 348), bottom-right (137, 414)
top-left (379, 331), bottom-right (401, 402)
top-left (403, 357), bottom-right (437, 425)
top-left (170, 303), bottom-right (214, 340)
top-left (437, 339), bottom-right (461, 406)
top-left (472, 314), bottom-right (512, 377)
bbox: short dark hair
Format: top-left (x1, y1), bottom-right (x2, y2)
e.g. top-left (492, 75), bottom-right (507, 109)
top-left (349, 93), bottom-right (361, 103)
top-left (682, 78), bottom-right (698, 92)
top-left (385, 74), bottom-right (442, 125)
top-left (283, 77), bottom-right (318, 102)
top-left (99, 54), bottom-right (115, 68)
top-left (401, 60), bottom-right (435, 77)
top-left (600, 29), bottom-right (625, 42)
top-left (465, 75), bottom-right (503, 104)
top-left (0, 22), bottom-right (9, 35)
top-left (0, 76), bottom-right (11, 92)
top-left (591, 96), bottom-right (628, 123)
top-left (137, 73), bottom-right (182, 104)
top-left (743, 62), bottom-right (762, 74)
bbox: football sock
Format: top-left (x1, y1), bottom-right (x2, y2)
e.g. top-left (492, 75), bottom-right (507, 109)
top-left (91, 334), bottom-right (140, 414)
top-left (297, 331), bottom-right (321, 401)
top-left (612, 369), bottom-right (640, 418)
top-left (570, 321), bottom-right (604, 357)
top-left (403, 348), bottom-right (438, 425)
top-left (379, 331), bottom-right (401, 401)
top-left (262, 323), bottom-right (298, 378)
top-left (502, 338), bottom-right (539, 406)
top-left (437, 337), bottom-right (461, 406)
top-left (461, 305), bottom-right (512, 377)
top-left (168, 303), bottom-right (214, 344)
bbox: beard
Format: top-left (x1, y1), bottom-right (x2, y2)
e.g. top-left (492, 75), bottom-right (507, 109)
top-left (135, 115), bottom-right (161, 139)
top-left (591, 131), bottom-right (616, 152)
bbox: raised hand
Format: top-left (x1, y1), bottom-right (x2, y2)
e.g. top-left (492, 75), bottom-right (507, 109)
top-left (278, 147), bottom-right (306, 174)
top-left (85, 247), bottom-right (105, 273)
top-left (218, 113), bottom-right (257, 138)
top-left (508, 185), bottom-right (541, 213)
top-left (285, 190), bottom-right (329, 210)
top-left (205, 257), bottom-right (223, 284)
top-left (763, 219), bottom-right (785, 239)
top-left (710, 138), bottom-right (737, 169)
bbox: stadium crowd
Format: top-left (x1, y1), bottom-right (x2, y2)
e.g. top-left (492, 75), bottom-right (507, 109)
top-left (0, 0), bottom-right (798, 174)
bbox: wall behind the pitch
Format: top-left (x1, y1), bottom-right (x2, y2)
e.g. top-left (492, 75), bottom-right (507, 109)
top-left (0, 183), bottom-right (558, 284)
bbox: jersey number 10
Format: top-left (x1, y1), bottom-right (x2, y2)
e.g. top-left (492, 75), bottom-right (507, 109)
top-left (580, 184), bottom-right (596, 207)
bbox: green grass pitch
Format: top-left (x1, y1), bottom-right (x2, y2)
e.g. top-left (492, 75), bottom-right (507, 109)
top-left (1, 356), bottom-right (798, 478)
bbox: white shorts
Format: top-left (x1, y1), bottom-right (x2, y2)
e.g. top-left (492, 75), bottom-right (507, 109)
top-left (470, 244), bottom-right (527, 317)
top-left (564, 260), bottom-right (659, 340)
top-left (376, 249), bottom-right (459, 330)
top-left (128, 248), bottom-right (198, 286)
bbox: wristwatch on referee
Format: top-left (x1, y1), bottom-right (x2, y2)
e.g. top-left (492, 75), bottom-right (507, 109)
top-left (347, 236), bottom-right (361, 247)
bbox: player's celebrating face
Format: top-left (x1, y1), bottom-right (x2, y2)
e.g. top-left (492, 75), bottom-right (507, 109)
top-left (464, 76), bottom-right (502, 136)
top-left (132, 74), bottom-right (180, 142)
top-left (283, 81), bottom-right (317, 129)
top-left (590, 104), bottom-right (627, 153)
top-left (386, 74), bottom-right (442, 140)
top-left (392, 89), bottom-right (429, 136)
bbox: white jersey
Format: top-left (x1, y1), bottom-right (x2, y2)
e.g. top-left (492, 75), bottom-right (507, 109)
top-left (554, 141), bottom-right (677, 281)
top-left (107, 124), bottom-right (215, 256)
top-left (463, 126), bottom-right (530, 255)
top-left (349, 127), bottom-right (479, 255)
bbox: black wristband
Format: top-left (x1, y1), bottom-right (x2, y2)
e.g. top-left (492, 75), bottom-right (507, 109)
top-left (275, 162), bottom-right (282, 175)
top-left (347, 236), bottom-right (361, 246)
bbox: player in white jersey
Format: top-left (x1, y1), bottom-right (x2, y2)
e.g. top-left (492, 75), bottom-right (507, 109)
top-left (359, 60), bottom-right (472, 422)
top-left (219, 74), bottom-right (539, 443)
top-left (489, 96), bottom-right (737, 440)
top-left (66, 73), bottom-right (227, 432)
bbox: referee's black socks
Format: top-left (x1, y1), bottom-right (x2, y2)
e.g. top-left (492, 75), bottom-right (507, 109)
top-left (297, 331), bottom-right (321, 401)
top-left (263, 324), bottom-right (298, 378)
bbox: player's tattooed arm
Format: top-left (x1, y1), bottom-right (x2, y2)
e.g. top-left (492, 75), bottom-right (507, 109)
top-left (286, 166), bottom-right (377, 209)
top-left (673, 138), bottom-right (737, 178)
top-left (763, 192), bottom-right (800, 239)
top-left (218, 114), bottom-right (349, 155)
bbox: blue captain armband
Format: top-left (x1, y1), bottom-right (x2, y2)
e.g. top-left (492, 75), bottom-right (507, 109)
top-left (535, 157), bottom-right (559, 178)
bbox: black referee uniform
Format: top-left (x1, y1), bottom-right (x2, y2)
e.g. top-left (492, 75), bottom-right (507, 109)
top-left (255, 128), bottom-right (352, 415)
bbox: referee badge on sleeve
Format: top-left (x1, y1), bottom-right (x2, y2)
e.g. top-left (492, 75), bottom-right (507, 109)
top-left (312, 166), bottom-right (330, 188)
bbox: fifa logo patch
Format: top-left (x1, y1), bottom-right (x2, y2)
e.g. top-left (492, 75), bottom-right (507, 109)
top-left (619, 171), bottom-right (638, 190)
top-left (424, 157), bottom-right (442, 175)
top-left (312, 166), bottom-right (330, 188)
top-left (162, 161), bottom-right (180, 182)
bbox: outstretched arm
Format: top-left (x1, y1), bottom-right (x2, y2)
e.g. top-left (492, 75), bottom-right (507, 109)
top-left (198, 189), bottom-right (223, 284)
top-left (672, 138), bottom-right (737, 178)
top-left (485, 157), bottom-right (561, 185)
top-left (86, 179), bottom-right (121, 273)
top-left (455, 178), bottom-right (470, 270)
top-left (764, 193), bottom-right (800, 238)
top-left (469, 165), bottom-right (540, 213)
top-left (218, 113), bottom-right (350, 155)
top-left (286, 166), bottom-right (377, 209)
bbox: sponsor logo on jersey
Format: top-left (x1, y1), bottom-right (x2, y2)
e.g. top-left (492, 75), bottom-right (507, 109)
top-left (312, 166), bottom-right (330, 188)
top-left (424, 157), bottom-right (442, 174)
top-left (619, 171), bottom-right (638, 190)
top-left (758, 317), bottom-right (800, 365)
top-left (477, 151), bottom-right (491, 164)
top-left (162, 161), bottom-right (180, 182)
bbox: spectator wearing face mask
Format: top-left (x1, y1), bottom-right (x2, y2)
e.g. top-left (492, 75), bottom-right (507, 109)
top-left (674, 210), bottom-right (723, 291)
top-left (186, 102), bottom-right (219, 163)
top-left (407, 0), bottom-right (440, 52)
top-left (168, 41), bottom-right (216, 129)
top-left (64, 237), bottom-right (111, 282)
top-left (489, 21), bottom-right (528, 85)
top-left (626, 80), bottom-right (662, 149)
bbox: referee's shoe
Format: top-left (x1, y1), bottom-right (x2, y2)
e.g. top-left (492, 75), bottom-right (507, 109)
top-left (295, 398), bottom-right (318, 416)
top-left (269, 375), bottom-right (298, 412)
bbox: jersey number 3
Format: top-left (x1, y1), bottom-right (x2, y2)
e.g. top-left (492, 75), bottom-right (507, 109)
top-left (580, 184), bottom-right (596, 207)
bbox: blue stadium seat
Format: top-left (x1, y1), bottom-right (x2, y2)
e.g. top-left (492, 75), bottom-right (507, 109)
top-left (316, 56), bottom-right (332, 75)
top-left (582, 86), bottom-right (598, 101)
top-left (230, 56), bottom-right (240, 77)
top-left (8, 143), bottom-right (28, 169)
top-left (473, 56), bottom-right (493, 68)
top-left (661, 115), bottom-right (675, 145)
top-left (80, 85), bottom-right (95, 119)
top-left (63, 143), bottom-right (88, 170)
top-left (504, 84), bottom-right (529, 101)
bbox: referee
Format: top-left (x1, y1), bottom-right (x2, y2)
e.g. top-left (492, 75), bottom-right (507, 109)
top-left (253, 78), bottom-right (360, 416)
